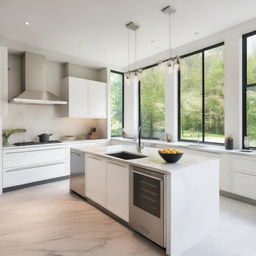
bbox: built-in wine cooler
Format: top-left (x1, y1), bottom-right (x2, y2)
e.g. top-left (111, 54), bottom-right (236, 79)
top-left (129, 166), bottom-right (165, 247)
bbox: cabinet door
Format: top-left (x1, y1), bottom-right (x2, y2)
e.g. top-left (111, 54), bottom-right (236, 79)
top-left (69, 77), bottom-right (88, 118)
top-left (88, 81), bottom-right (107, 118)
top-left (106, 161), bottom-right (129, 221)
top-left (86, 155), bottom-right (106, 206)
top-left (220, 153), bottom-right (231, 192)
top-left (231, 171), bottom-right (256, 200)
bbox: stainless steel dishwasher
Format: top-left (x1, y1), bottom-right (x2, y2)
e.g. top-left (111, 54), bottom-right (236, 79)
top-left (70, 148), bottom-right (85, 197)
top-left (129, 166), bottom-right (165, 247)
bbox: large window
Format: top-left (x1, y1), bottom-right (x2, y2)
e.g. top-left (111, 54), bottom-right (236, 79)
top-left (178, 43), bottom-right (225, 144)
top-left (139, 66), bottom-right (165, 139)
top-left (110, 71), bottom-right (124, 137)
top-left (243, 31), bottom-right (256, 147)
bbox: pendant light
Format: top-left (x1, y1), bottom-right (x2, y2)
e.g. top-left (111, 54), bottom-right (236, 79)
top-left (124, 5), bottom-right (180, 82)
top-left (160, 5), bottom-right (180, 72)
top-left (125, 21), bottom-right (143, 83)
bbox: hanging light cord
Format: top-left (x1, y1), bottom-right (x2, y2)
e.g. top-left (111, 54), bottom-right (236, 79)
top-left (169, 10), bottom-right (171, 58)
top-left (124, 6), bottom-right (179, 77)
top-left (135, 30), bottom-right (137, 71)
top-left (128, 29), bottom-right (130, 72)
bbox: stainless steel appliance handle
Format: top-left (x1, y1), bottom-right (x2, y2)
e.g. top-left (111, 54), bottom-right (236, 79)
top-left (71, 151), bottom-right (81, 157)
top-left (132, 170), bottom-right (163, 181)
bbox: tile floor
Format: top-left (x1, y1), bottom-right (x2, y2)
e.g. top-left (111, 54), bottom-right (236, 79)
top-left (0, 180), bottom-right (255, 256)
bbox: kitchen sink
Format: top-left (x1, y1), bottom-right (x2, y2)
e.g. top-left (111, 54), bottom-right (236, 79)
top-left (106, 151), bottom-right (147, 160)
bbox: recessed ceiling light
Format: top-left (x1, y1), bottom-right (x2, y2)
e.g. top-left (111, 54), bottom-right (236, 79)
top-left (24, 21), bottom-right (30, 26)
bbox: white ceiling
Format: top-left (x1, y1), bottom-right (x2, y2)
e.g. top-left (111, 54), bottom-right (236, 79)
top-left (0, 0), bottom-right (256, 68)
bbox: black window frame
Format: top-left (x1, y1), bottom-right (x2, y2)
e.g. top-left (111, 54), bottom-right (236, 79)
top-left (242, 30), bottom-right (256, 148)
top-left (110, 70), bottom-right (124, 137)
top-left (178, 42), bottom-right (225, 145)
top-left (138, 63), bottom-right (165, 140)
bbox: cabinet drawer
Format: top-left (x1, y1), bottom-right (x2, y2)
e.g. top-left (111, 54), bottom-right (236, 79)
top-left (230, 155), bottom-right (256, 175)
top-left (231, 172), bottom-right (256, 200)
top-left (3, 162), bottom-right (66, 188)
top-left (3, 146), bottom-right (66, 169)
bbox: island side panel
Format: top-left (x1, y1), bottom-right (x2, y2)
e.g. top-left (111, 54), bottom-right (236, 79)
top-left (167, 159), bottom-right (219, 256)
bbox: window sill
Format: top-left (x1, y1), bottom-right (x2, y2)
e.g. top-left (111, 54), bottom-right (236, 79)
top-left (111, 137), bottom-right (225, 154)
top-left (111, 138), bottom-right (256, 157)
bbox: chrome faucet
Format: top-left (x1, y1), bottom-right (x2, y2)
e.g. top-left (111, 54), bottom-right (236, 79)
top-left (137, 125), bottom-right (144, 153)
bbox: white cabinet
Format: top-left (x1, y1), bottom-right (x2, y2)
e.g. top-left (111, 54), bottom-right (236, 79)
top-left (3, 144), bottom-right (67, 188)
top-left (86, 155), bottom-right (107, 205)
top-left (3, 162), bottom-right (66, 188)
top-left (230, 154), bottom-right (256, 200)
top-left (68, 77), bottom-right (89, 118)
top-left (3, 145), bottom-right (66, 169)
top-left (219, 153), bottom-right (231, 192)
top-left (85, 154), bottom-right (129, 221)
top-left (62, 77), bottom-right (107, 119)
top-left (0, 47), bottom-right (8, 117)
top-left (231, 155), bottom-right (256, 176)
top-left (88, 81), bottom-right (107, 118)
top-left (231, 172), bottom-right (256, 200)
top-left (106, 161), bottom-right (129, 221)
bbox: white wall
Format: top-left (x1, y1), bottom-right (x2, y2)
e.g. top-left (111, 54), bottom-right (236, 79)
top-left (4, 54), bottom-right (100, 143)
top-left (124, 17), bottom-right (256, 148)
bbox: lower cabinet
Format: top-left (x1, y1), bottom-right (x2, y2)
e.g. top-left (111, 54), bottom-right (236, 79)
top-left (3, 145), bottom-right (67, 188)
top-left (230, 155), bottom-right (256, 200)
top-left (219, 153), bottom-right (231, 192)
top-left (3, 162), bottom-right (66, 188)
top-left (107, 161), bottom-right (129, 221)
top-left (86, 155), bottom-right (107, 206)
top-left (85, 154), bottom-right (129, 221)
top-left (231, 172), bottom-right (256, 200)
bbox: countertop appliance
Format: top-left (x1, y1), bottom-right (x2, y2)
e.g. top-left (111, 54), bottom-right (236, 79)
top-left (129, 166), bottom-right (165, 247)
top-left (14, 140), bottom-right (62, 146)
top-left (70, 148), bottom-right (86, 197)
top-left (38, 133), bottom-right (52, 142)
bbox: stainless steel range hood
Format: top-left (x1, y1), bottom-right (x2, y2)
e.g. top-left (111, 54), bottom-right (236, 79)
top-left (12, 52), bottom-right (67, 105)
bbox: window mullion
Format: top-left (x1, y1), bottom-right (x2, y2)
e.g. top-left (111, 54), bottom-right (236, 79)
top-left (202, 51), bottom-right (205, 142)
top-left (138, 81), bottom-right (141, 128)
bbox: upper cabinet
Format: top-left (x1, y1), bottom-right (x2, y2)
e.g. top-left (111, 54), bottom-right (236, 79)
top-left (0, 47), bottom-right (8, 117)
top-left (62, 76), bottom-right (107, 119)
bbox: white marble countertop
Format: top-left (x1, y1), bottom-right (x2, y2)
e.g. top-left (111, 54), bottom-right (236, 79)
top-left (111, 137), bottom-right (256, 157)
top-left (73, 144), bottom-right (219, 175)
top-left (3, 139), bottom-right (108, 150)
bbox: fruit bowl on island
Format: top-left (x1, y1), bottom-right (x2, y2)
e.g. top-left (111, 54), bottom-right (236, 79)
top-left (158, 149), bottom-right (183, 163)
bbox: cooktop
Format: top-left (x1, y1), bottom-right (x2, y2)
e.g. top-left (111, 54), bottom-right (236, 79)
top-left (14, 140), bottom-right (63, 146)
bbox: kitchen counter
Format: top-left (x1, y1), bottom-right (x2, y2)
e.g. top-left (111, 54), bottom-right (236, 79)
top-left (3, 139), bottom-right (109, 150)
top-left (73, 144), bottom-right (219, 256)
top-left (74, 144), bottom-right (219, 175)
top-left (111, 137), bottom-right (256, 157)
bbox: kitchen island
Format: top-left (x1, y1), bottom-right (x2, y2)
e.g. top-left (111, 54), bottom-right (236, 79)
top-left (70, 144), bottom-right (219, 256)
